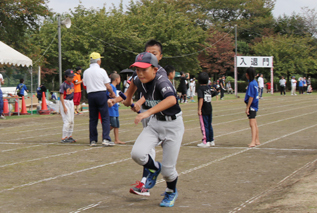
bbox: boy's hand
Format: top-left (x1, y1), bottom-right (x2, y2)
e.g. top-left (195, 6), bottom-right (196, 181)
top-left (198, 110), bottom-right (202, 116)
top-left (245, 107), bottom-right (249, 115)
top-left (134, 111), bottom-right (150, 125)
top-left (109, 91), bottom-right (116, 98)
top-left (64, 108), bottom-right (68, 114)
top-left (132, 102), bottom-right (141, 113)
top-left (108, 99), bottom-right (116, 107)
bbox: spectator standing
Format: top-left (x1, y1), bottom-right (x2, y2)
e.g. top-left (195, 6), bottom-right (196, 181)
top-left (266, 81), bottom-right (271, 93)
top-left (16, 79), bottom-right (28, 97)
top-left (291, 76), bottom-right (297, 95)
top-left (0, 73), bottom-right (5, 119)
top-left (279, 76), bottom-right (286, 95)
top-left (83, 52), bottom-right (116, 147)
top-left (177, 72), bottom-right (189, 103)
top-left (72, 66), bottom-right (83, 114)
top-left (189, 79), bottom-right (195, 102)
top-left (303, 77), bottom-right (307, 94)
top-left (258, 74), bottom-right (264, 98)
top-left (245, 67), bottom-right (260, 148)
top-left (219, 75), bottom-right (226, 100)
top-left (298, 77), bottom-right (303, 94)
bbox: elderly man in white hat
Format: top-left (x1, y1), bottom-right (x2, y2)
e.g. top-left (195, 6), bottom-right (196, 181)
top-left (83, 52), bottom-right (116, 147)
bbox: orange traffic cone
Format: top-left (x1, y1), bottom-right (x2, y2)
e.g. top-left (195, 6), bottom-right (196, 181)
top-left (20, 96), bottom-right (29, 115)
top-left (3, 99), bottom-right (10, 116)
top-left (39, 92), bottom-right (50, 115)
top-left (12, 98), bottom-right (19, 115)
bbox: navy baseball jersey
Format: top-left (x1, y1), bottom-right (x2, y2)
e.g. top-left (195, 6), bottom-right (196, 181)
top-left (133, 74), bottom-right (181, 116)
top-left (59, 81), bottom-right (74, 100)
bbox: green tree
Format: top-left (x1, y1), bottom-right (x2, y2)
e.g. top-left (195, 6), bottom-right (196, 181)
top-left (252, 35), bottom-right (317, 81)
top-left (0, 0), bottom-right (51, 52)
top-left (274, 14), bottom-right (310, 36)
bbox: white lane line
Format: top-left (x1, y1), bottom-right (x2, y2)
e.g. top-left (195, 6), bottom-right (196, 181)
top-left (70, 123), bottom-right (317, 213)
top-left (229, 156), bottom-right (317, 213)
top-left (1, 145), bottom-right (44, 152)
top-left (0, 147), bottom-right (97, 168)
top-left (0, 157), bottom-right (131, 193)
top-left (0, 97), bottom-right (310, 132)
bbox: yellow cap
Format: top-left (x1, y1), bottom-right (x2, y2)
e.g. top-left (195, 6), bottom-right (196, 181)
top-left (90, 52), bottom-right (104, 60)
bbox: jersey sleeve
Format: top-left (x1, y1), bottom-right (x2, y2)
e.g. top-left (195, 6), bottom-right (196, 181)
top-left (247, 82), bottom-right (257, 98)
top-left (197, 87), bottom-right (203, 98)
top-left (59, 83), bottom-right (65, 94)
top-left (158, 79), bottom-right (175, 99)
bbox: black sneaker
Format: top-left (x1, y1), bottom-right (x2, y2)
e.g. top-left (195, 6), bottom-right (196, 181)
top-left (61, 138), bottom-right (72, 143)
top-left (90, 141), bottom-right (97, 147)
top-left (68, 137), bottom-right (76, 143)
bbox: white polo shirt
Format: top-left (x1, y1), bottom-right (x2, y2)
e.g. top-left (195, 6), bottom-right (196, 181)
top-left (0, 74), bottom-right (3, 89)
top-left (83, 63), bottom-right (110, 94)
top-left (258, 77), bottom-right (264, 88)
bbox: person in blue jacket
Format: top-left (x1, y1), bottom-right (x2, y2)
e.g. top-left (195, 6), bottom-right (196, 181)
top-left (16, 79), bottom-right (28, 97)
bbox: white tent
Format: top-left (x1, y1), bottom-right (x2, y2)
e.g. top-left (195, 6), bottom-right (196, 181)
top-left (0, 41), bottom-right (34, 114)
top-left (0, 41), bottom-right (32, 67)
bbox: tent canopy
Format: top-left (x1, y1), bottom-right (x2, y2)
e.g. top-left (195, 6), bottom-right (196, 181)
top-left (0, 41), bottom-right (32, 67)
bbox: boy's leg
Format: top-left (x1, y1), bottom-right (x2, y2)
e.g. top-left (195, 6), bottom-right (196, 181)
top-left (59, 101), bottom-right (70, 139)
top-left (159, 116), bottom-right (184, 207)
top-left (67, 100), bottom-right (75, 137)
top-left (203, 115), bottom-right (210, 142)
top-left (249, 119), bottom-right (257, 147)
top-left (208, 115), bottom-right (214, 142)
top-left (0, 89), bottom-right (3, 115)
top-left (255, 119), bottom-right (260, 145)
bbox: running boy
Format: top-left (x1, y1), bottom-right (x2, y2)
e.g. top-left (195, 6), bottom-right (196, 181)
top-left (107, 73), bottom-right (125, 144)
top-left (197, 72), bottom-right (217, 147)
top-left (125, 52), bottom-right (184, 207)
top-left (245, 67), bottom-right (260, 148)
top-left (108, 40), bottom-right (167, 196)
top-left (59, 69), bottom-right (76, 143)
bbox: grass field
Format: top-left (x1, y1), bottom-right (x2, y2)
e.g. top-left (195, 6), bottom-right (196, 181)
top-left (0, 93), bottom-right (316, 213)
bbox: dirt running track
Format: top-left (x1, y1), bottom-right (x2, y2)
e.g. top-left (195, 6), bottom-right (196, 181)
top-left (0, 94), bottom-right (316, 213)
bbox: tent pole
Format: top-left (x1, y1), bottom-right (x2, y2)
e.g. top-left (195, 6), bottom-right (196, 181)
top-left (31, 67), bottom-right (33, 115)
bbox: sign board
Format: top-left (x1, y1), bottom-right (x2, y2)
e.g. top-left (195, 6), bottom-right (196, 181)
top-left (237, 56), bottom-right (273, 68)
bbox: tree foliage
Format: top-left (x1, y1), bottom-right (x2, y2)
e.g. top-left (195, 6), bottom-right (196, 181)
top-left (199, 30), bottom-right (235, 77)
top-left (252, 35), bottom-right (317, 79)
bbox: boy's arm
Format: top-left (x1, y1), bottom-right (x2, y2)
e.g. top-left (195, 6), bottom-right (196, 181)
top-left (108, 80), bottom-right (137, 107)
top-left (60, 94), bottom-right (67, 114)
top-left (245, 97), bottom-right (254, 115)
top-left (105, 83), bottom-right (116, 98)
top-left (198, 97), bottom-right (203, 116)
top-left (134, 96), bottom-right (176, 125)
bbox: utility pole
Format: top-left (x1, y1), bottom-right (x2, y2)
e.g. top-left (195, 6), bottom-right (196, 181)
top-left (234, 25), bottom-right (238, 98)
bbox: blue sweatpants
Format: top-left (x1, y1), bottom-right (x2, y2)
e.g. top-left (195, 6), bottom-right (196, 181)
top-left (0, 89), bottom-right (3, 115)
top-left (88, 91), bottom-right (111, 142)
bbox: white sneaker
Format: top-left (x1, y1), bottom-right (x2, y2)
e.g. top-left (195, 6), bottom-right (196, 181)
top-left (210, 141), bottom-right (215, 147)
top-left (197, 142), bottom-right (210, 147)
top-left (0, 115), bottom-right (6, 119)
top-left (102, 139), bottom-right (115, 147)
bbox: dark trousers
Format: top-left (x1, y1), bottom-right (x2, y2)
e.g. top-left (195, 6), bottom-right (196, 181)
top-left (259, 87), bottom-right (263, 97)
top-left (220, 89), bottom-right (225, 99)
top-left (0, 89), bottom-right (3, 115)
top-left (280, 86), bottom-right (285, 95)
top-left (299, 86), bottom-right (303, 94)
top-left (200, 114), bottom-right (214, 142)
top-left (88, 91), bottom-right (111, 142)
